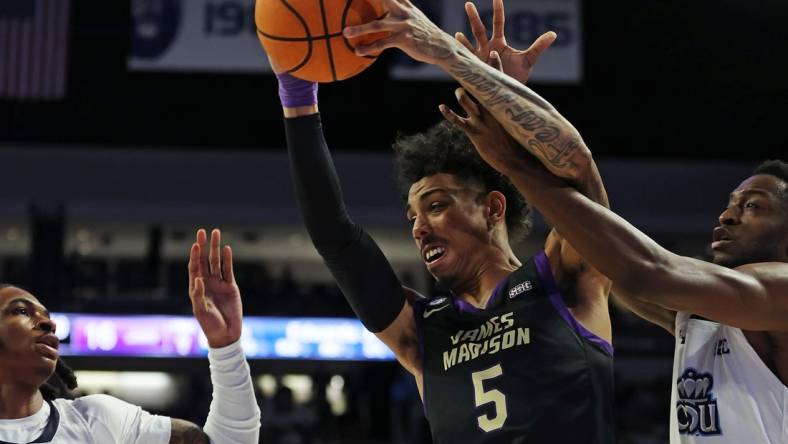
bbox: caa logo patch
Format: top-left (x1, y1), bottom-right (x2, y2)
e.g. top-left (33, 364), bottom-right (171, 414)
top-left (508, 281), bottom-right (532, 299)
top-left (675, 368), bottom-right (722, 436)
top-left (428, 297), bottom-right (448, 306)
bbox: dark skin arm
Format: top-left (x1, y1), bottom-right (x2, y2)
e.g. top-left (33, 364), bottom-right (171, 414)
top-left (442, 83), bottom-right (612, 341)
top-left (437, 5), bottom-right (609, 339)
top-left (347, 0), bottom-right (590, 183)
top-left (495, 153), bottom-right (788, 332)
top-left (346, 0), bottom-right (669, 337)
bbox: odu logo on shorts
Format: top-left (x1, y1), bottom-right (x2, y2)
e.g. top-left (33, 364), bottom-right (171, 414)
top-left (675, 368), bottom-right (722, 436)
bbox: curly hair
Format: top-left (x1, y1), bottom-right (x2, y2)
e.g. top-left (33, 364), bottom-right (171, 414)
top-left (753, 159), bottom-right (788, 203)
top-left (392, 120), bottom-right (532, 242)
top-left (0, 283), bottom-right (78, 400)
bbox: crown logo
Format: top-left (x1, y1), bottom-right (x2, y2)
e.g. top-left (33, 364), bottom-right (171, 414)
top-left (676, 368), bottom-right (714, 401)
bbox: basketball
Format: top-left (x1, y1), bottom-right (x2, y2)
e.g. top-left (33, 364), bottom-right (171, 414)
top-left (255, 0), bottom-right (389, 83)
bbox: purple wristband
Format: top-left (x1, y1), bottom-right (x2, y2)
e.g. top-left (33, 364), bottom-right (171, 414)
top-left (276, 72), bottom-right (318, 108)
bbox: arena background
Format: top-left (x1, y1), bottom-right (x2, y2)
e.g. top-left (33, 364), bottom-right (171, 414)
top-left (0, 1), bottom-right (786, 443)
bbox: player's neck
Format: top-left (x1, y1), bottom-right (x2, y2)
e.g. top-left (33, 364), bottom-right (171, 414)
top-left (0, 381), bottom-right (44, 419)
top-left (454, 252), bottom-right (520, 309)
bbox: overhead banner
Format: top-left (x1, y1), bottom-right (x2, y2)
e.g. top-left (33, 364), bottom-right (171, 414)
top-left (129, 0), bottom-right (270, 72)
top-left (128, 0), bottom-right (581, 83)
top-left (391, 0), bottom-right (582, 83)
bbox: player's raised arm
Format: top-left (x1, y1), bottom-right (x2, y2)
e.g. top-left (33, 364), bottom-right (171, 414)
top-left (276, 74), bottom-right (421, 375)
top-left (347, 0), bottom-right (676, 333)
top-left (178, 228), bottom-right (260, 444)
top-left (490, 152), bottom-right (788, 332)
top-left (439, 0), bottom-right (676, 333)
top-left (437, 0), bottom-right (618, 340)
top-left (344, 0), bottom-right (591, 184)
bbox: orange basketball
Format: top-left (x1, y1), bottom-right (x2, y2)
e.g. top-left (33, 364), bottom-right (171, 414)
top-left (255, 0), bottom-right (388, 83)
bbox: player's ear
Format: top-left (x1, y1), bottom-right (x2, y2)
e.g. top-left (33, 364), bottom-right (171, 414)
top-left (486, 191), bottom-right (506, 229)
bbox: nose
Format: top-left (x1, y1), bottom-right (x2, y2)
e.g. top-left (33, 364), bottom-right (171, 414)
top-left (411, 215), bottom-right (431, 242)
top-left (718, 205), bottom-right (740, 226)
top-left (37, 317), bottom-right (56, 335)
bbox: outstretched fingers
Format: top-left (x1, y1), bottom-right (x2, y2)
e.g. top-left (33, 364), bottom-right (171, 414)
top-left (524, 31), bottom-right (557, 67)
top-left (188, 242), bottom-right (201, 294)
top-left (190, 276), bottom-right (207, 315)
top-left (221, 245), bottom-right (236, 284)
top-left (464, 2), bottom-right (488, 50)
top-left (209, 228), bottom-right (221, 277)
top-left (455, 32), bottom-right (474, 53)
top-left (491, 0), bottom-right (505, 40)
top-left (487, 50), bottom-right (503, 71)
top-left (440, 87), bottom-right (482, 134)
top-left (439, 103), bottom-right (471, 131)
top-left (455, 87), bottom-right (480, 117)
top-left (196, 229), bottom-right (210, 278)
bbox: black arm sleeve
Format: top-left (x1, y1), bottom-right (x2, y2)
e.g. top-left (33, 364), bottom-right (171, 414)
top-left (285, 113), bottom-right (405, 332)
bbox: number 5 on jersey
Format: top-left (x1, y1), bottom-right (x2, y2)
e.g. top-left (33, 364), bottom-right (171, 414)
top-left (472, 364), bottom-right (508, 432)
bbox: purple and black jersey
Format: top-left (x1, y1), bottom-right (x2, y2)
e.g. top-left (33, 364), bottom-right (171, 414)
top-left (414, 251), bottom-right (615, 444)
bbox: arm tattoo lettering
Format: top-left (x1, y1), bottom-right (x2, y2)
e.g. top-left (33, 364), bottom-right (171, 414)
top-left (448, 58), bottom-right (583, 173)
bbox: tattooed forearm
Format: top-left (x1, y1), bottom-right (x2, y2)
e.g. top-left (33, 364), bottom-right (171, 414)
top-left (446, 54), bottom-right (587, 178)
top-left (450, 61), bottom-right (553, 111)
top-left (528, 138), bottom-right (581, 170)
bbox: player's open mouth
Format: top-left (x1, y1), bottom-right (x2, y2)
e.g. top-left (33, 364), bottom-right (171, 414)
top-left (423, 246), bottom-right (446, 264)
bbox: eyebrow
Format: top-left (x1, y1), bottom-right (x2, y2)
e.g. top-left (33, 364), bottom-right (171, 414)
top-left (6, 298), bottom-right (50, 318)
top-left (405, 188), bottom-right (450, 214)
top-left (729, 188), bottom-right (773, 201)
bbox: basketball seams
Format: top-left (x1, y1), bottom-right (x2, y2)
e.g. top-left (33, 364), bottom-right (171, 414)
top-left (317, 0), bottom-right (338, 81)
top-left (256, 0), bottom-right (384, 81)
top-left (257, 0), bottom-right (314, 74)
top-left (257, 30), bottom-right (343, 42)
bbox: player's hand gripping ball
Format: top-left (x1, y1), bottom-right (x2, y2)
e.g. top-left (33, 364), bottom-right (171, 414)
top-left (256, 0), bottom-right (388, 82)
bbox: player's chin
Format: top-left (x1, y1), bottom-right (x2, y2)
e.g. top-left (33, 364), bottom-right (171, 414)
top-left (425, 251), bottom-right (452, 276)
top-left (27, 356), bottom-right (57, 379)
top-left (710, 250), bottom-right (743, 269)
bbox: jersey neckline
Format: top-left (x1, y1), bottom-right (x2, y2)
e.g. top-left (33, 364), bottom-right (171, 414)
top-left (0, 399), bottom-right (59, 444)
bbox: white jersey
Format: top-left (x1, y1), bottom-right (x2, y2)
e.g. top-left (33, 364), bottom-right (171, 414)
top-left (0, 394), bottom-right (170, 444)
top-left (670, 312), bottom-right (787, 443)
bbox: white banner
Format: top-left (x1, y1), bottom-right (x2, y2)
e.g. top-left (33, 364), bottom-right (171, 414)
top-left (391, 0), bottom-right (582, 83)
top-left (128, 0), bottom-right (581, 83)
top-left (129, 0), bottom-right (270, 72)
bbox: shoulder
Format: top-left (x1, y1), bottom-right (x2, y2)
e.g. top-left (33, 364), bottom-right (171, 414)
top-left (68, 395), bottom-right (170, 443)
top-left (733, 262), bottom-right (788, 302)
top-left (68, 394), bottom-right (139, 417)
top-left (734, 261), bottom-right (788, 281)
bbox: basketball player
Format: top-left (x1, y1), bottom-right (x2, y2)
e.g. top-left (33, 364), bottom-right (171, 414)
top-left (446, 84), bottom-right (788, 441)
top-left (375, 1), bottom-right (788, 439)
top-left (277, 1), bottom-right (616, 442)
top-left (453, 91), bottom-right (788, 441)
top-left (0, 229), bottom-right (261, 443)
